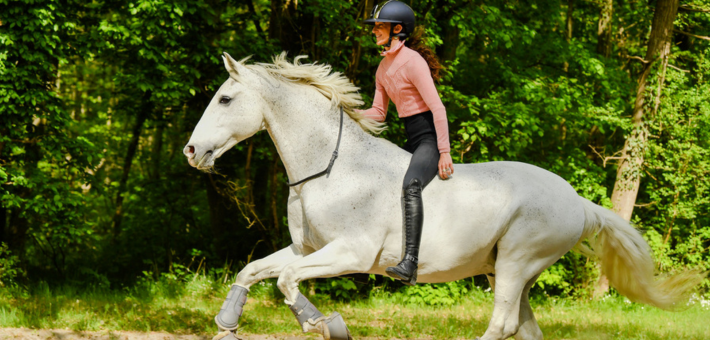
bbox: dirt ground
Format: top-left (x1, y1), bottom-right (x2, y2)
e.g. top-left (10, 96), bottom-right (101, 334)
top-left (0, 328), bottom-right (332, 340)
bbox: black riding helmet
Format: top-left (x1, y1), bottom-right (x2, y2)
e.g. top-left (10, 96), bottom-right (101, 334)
top-left (364, 1), bottom-right (416, 47)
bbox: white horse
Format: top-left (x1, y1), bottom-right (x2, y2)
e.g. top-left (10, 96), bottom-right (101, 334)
top-left (183, 53), bottom-right (702, 340)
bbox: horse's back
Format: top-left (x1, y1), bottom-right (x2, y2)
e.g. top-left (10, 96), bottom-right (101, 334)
top-left (413, 161), bottom-right (586, 282)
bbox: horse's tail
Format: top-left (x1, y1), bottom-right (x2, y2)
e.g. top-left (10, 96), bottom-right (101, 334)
top-left (574, 197), bottom-right (705, 310)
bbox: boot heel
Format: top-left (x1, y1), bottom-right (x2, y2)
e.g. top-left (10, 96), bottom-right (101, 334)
top-left (385, 267), bottom-right (406, 281)
top-left (403, 270), bottom-right (417, 286)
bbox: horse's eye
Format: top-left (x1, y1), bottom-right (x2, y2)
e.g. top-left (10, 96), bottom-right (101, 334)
top-left (219, 96), bottom-right (231, 104)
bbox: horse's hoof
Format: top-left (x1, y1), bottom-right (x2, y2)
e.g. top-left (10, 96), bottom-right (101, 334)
top-left (212, 331), bottom-right (240, 340)
top-left (322, 312), bottom-right (351, 340)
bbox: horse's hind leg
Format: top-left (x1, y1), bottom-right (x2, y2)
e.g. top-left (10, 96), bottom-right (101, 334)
top-left (515, 274), bottom-right (543, 340)
top-left (483, 272), bottom-right (543, 340)
top-left (479, 261), bottom-right (530, 340)
top-left (480, 238), bottom-right (559, 340)
top-left (481, 272), bottom-right (542, 340)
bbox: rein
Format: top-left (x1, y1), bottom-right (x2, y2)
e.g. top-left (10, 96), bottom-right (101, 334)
top-left (286, 106), bottom-right (344, 187)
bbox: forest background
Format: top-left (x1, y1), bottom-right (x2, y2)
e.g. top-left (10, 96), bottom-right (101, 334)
top-left (1, 0), bottom-right (709, 304)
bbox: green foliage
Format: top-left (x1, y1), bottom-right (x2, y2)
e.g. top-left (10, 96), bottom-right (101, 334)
top-left (1, 280), bottom-right (709, 339)
top-left (1, 0), bottom-right (709, 299)
top-left (399, 280), bottom-right (470, 306)
top-left (634, 49), bottom-right (710, 289)
top-left (317, 277), bottom-right (360, 300)
top-left (0, 243), bottom-right (24, 288)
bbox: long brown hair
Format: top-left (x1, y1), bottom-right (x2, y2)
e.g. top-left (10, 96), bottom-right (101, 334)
top-left (404, 26), bottom-right (444, 82)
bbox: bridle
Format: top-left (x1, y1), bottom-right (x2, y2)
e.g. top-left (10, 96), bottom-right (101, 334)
top-left (286, 106), bottom-right (344, 187)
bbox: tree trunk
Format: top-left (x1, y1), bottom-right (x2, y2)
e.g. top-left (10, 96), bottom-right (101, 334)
top-left (205, 174), bottom-right (233, 260)
top-left (0, 206), bottom-right (6, 246)
top-left (592, 0), bottom-right (614, 298)
top-left (596, 0), bottom-right (613, 58)
top-left (112, 91), bottom-right (152, 238)
top-left (566, 0), bottom-right (574, 41)
top-left (347, 0), bottom-right (374, 80)
top-left (150, 121), bottom-right (164, 181)
top-left (563, 0), bottom-right (574, 72)
top-left (435, 7), bottom-right (461, 65)
top-left (610, 0), bottom-right (679, 221)
top-left (269, 0), bottom-right (300, 53)
top-left (247, 0), bottom-right (265, 38)
top-left (268, 0), bottom-right (284, 42)
top-left (7, 208), bottom-right (29, 255)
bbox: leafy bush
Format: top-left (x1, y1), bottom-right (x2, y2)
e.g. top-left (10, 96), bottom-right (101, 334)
top-left (317, 277), bottom-right (359, 300)
top-left (0, 243), bottom-right (24, 289)
top-left (398, 280), bottom-right (471, 306)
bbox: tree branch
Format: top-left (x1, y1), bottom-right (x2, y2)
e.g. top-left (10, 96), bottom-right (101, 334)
top-left (625, 55), bottom-right (651, 64)
top-left (588, 145), bottom-right (625, 167)
top-left (634, 201), bottom-right (657, 208)
top-left (667, 64), bottom-right (690, 72)
top-left (679, 5), bottom-right (710, 13)
top-left (674, 29), bottom-right (710, 41)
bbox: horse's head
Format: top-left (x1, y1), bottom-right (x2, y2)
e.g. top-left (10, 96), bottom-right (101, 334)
top-left (183, 53), bottom-right (268, 170)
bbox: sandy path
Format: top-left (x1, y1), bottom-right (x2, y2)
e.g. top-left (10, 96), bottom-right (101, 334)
top-left (0, 328), bottom-right (327, 340)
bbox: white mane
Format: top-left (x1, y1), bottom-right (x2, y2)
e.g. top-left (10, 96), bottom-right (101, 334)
top-left (244, 52), bottom-right (386, 135)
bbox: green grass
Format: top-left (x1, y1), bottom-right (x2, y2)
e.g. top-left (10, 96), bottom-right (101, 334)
top-left (0, 278), bottom-right (708, 339)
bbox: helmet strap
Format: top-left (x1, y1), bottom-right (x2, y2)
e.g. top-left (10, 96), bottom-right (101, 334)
top-left (384, 24), bottom-right (407, 48)
top-left (384, 24), bottom-right (396, 48)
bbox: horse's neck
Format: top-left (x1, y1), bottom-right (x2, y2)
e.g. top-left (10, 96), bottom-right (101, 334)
top-left (264, 87), bottom-right (369, 184)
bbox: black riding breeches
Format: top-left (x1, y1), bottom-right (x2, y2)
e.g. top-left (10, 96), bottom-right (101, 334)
top-left (402, 111), bottom-right (440, 190)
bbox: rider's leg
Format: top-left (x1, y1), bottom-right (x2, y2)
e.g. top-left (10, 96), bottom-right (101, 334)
top-left (386, 137), bottom-right (439, 285)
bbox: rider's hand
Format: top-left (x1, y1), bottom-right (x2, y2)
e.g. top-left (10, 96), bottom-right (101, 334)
top-left (438, 152), bottom-right (454, 180)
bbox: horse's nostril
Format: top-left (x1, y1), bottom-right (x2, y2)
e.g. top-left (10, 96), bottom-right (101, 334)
top-left (189, 145), bottom-right (195, 154)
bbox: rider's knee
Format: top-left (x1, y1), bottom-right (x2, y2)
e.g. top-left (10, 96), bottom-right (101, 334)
top-left (402, 177), bottom-right (423, 193)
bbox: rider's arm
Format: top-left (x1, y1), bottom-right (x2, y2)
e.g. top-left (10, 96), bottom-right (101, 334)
top-left (359, 74), bottom-right (389, 122)
top-left (408, 57), bottom-right (450, 153)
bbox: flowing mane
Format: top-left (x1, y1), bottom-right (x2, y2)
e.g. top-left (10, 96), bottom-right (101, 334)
top-left (244, 52), bottom-right (386, 134)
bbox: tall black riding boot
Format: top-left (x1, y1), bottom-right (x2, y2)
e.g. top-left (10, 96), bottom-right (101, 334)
top-left (386, 178), bottom-right (423, 286)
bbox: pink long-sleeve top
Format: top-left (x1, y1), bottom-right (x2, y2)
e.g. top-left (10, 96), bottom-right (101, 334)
top-left (361, 39), bottom-right (450, 153)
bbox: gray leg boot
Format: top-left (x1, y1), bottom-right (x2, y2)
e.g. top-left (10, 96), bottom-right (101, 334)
top-left (289, 293), bottom-right (352, 340)
top-left (215, 285), bottom-right (249, 331)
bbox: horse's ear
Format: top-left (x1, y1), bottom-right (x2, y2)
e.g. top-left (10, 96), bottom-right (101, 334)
top-left (222, 52), bottom-right (244, 79)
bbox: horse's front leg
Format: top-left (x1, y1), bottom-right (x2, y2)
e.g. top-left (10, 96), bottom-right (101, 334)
top-left (277, 239), bottom-right (376, 340)
top-left (214, 244), bottom-right (303, 337)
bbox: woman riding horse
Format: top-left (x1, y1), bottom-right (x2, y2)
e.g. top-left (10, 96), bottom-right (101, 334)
top-left (359, 0), bottom-right (453, 286)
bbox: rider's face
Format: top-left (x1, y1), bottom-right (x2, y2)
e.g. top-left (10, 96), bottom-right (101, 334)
top-left (372, 22), bottom-right (391, 46)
